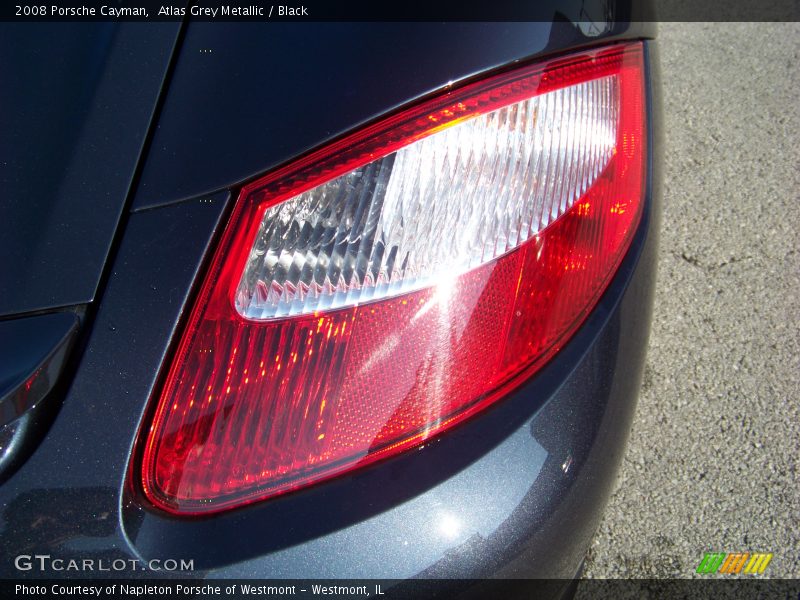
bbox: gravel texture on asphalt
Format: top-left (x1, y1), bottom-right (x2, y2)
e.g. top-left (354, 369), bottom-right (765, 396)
top-left (583, 22), bottom-right (800, 578)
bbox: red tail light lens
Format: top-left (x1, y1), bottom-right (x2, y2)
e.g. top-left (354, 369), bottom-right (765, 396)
top-left (140, 43), bottom-right (646, 514)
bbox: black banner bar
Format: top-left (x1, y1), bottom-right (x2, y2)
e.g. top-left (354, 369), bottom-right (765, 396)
top-left (1, 0), bottom-right (799, 22)
top-left (4, 579), bottom-right (800, 600)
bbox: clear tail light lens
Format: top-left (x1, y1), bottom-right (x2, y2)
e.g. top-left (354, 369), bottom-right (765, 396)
top-left (140, 42), bottom-right (646, 514)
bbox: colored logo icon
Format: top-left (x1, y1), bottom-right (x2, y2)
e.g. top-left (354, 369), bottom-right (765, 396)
top-left (696, 552), bottom-right (773, 575)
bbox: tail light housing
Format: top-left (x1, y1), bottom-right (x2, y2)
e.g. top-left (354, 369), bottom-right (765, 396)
top-left (140, 42), bottom-right (646, 514)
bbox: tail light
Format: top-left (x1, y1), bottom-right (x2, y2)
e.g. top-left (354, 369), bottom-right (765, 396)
top-left (140, 42), bottom-right (646, 514)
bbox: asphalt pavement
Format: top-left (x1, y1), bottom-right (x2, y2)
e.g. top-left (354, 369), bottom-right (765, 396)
top-left (583, 22), bottom-right (800, 578)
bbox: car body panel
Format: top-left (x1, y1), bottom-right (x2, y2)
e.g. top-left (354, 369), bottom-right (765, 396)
top-left (0, 23), bottom-right (179, 317)
top-left (133, 19), bottom-right (655, 209)
top-left (0, 13), bottom-right (660, 586)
